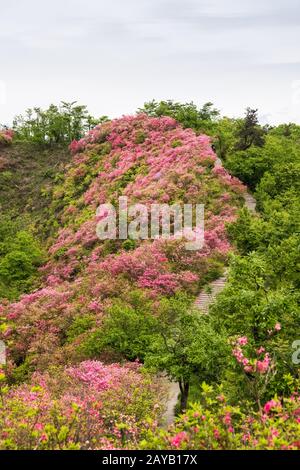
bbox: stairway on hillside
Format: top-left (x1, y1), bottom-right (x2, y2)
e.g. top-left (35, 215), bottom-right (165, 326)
top-left (162, 156), bottom-right (257, 425)
top-left (194, 190), bottom-right (257, 314)
top-left (194, 274), bottom-right (228, 314)
top-left (243, 192), bottom-right (257, 214)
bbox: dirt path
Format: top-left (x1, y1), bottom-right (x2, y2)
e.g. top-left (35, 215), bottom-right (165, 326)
top-left (161, 157), bottom-right (257, 426)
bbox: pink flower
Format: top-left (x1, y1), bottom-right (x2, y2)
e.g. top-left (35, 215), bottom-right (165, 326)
top-left (242, 433), bottom-right (251, 442)
top-left (170, 431), bottom-right (188, 448)
top-left (256, 353), bottom-right (270, 374)
top-left (256, 346), bottom-right (265, 355)
top-left (270, 428), bottom-right (279, 438)
top-left (256, 361), bottom-right (267, 373)
top-left (157, 256), bottom-right (168, 263)
top-left (88, 300), bottom-right (101, 312)
top-left (224, 412), bottom-right (231, 426)
top-left (35, 423), bottom-right (44, 431)
top-left (217, 394), bottom-right (225, 402)
top-left (264, 400), bottom-right (281, 414)
top-left (268, 323), bottom-right (281, 335)
top-left (2, 327), bottom-right (13, 338)
top-left (232, 346), bottom-right (244, 363)
top-left (237, 336), bottom-right (248, 346)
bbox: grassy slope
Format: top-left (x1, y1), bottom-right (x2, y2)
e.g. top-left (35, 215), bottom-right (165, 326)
top-left (0, 142), bottom-right (71, 235)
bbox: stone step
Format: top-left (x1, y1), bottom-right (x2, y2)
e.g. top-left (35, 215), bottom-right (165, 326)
top-left (194, 274), bottom-right (228, 314)
top-left (244, 193), bottom-right (257, 213)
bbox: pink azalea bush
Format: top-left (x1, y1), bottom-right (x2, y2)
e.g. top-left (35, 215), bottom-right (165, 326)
top-left (0, 129), bottom-right (14, 146)
top-left (232, 337), bottom-right (273, 376)
top-left (0, 362), bottom-right (164, 450)
top-left (140, 384), bottom-right (300, 450)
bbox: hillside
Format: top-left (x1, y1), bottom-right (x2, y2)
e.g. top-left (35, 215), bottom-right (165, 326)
top-left (0, 141), bottom-right (71, 233)
top-left (0, 137), bottom-right (73, 301)
top-left (0, 111), bottom-right (299, 450)
top-left (0, 114), bottom-right (246, 448)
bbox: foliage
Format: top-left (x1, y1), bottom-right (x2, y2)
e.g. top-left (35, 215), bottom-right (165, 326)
top-left (82, 291), bottom-right (157, 361)
top-left (0, 215), bottom-right (44, 300)
top-left (211, 116), bottom-right (300, 405)
top-left (0, 362), bottom-right (163, 449)
top-left (1, 101), bottom-right (299, 450)
top-left (140, 384), bottom-right (300, 450)
top-left (12, 102), bottom-right (107, 147)
top-left (145, 295), bottom-right (229, 411)
top-left (139, 100), bottom-right (220, 134)
top-left (234, 108), bottom-right (266, 151)
top-left (0, 114), bottom-right (244, 375)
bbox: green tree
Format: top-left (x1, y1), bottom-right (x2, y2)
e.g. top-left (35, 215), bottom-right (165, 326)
top-left (81, 291), bottom-right (156, 361)
top-left (235, 108), bottom-right (266, 151)
top-left (0, 215), bottom-right (44, 300)
top-left (139, 100), bottom-right (220, 134)
top-left (12, 102), bottom-right (106, 146)
top-left (213, 116), bottom-right (238, 160)
top-left (145, 295), bottom-right (229, 411)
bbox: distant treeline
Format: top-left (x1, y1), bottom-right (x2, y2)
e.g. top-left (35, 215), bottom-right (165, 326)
top-left (10, 101), bottom-right (108, 146)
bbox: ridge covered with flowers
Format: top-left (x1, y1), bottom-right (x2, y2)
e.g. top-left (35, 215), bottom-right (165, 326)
top-left (0, 114), bottom-right (250, 449)
top-left (0, 105), bottom-right (299, 450)
top-left (1, 114), bottom-right (246, 373)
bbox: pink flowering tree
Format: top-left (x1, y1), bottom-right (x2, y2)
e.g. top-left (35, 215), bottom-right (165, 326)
top-left (210, 250), bottom-right (297, 398)
top-left (231, 336), bottom-right (277, 410)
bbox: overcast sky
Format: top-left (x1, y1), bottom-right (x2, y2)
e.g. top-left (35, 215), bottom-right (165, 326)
top-left (1, 0), bottom-right (300, 125)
